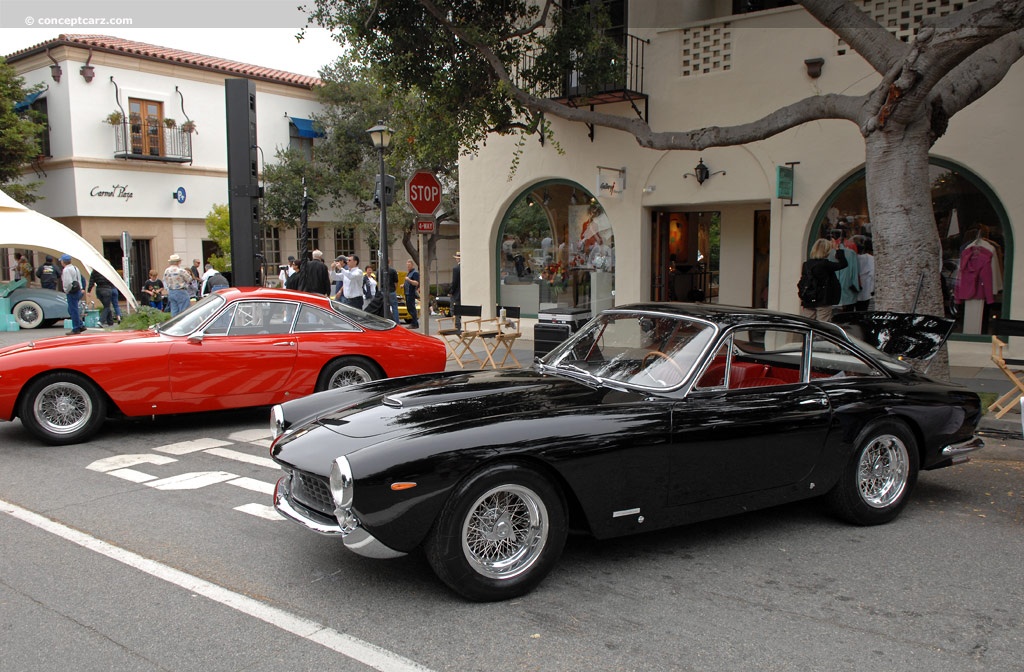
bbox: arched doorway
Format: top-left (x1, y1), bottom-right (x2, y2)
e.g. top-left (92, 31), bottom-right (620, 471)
top-left (496, 182), bottom-right (615, 317)
top-left (811, 159), bottom-right (1012, 337)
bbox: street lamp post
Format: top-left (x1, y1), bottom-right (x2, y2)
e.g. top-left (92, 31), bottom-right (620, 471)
top-left (367, 123), bottom-right (393, 320)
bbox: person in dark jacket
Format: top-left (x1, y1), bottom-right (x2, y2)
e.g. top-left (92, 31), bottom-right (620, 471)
top-left (285, 259), bottom-right (304, 290)
top-left (35, 256), bottom-right (60, 291)
top-left (298, 249), bottom-right (331, 295)
top-left (87, 269), bottom-right (117, 326)
top-left (798, 238), bottom-right (848, 322)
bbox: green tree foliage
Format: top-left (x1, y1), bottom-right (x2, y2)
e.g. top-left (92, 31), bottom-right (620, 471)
top-left (261, 147), bottom-right (328, 228)
top-left (204, 203), bottom-right (232, 270)
top-left (0, 59), bottom-right (47, 204)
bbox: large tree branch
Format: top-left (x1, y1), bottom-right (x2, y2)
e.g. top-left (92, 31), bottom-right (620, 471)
top-left (874, 0), bottom-right (1024, 127)
top-left (799, 0), bottom-right (905, 74)
top-left (930, 29), bottom-right (1024, 121)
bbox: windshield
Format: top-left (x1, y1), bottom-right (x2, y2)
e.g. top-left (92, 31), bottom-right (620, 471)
top-left (159, 294), bottom-right (226, 336)
top-left (544, 311), bottom-right (716, 390)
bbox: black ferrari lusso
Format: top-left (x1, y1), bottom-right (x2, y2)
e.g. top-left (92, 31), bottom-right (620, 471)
top-left (270, 304), bottom-right (983, 601)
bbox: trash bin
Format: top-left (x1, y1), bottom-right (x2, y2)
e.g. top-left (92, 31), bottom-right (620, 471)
top-left (534, 307), bottom-right (591, 358)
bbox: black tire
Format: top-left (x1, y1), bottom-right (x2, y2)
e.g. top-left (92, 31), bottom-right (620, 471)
top-left (314, 357), bottom-right (383, 392)
top-left (13, 300), bottom-right (45, 329)
top-left (18, 372), bottom-right (107, 445)
top-left (424, 463), bottom-right (567, 601)
top-left (826, 419), bottom-right (919, 526)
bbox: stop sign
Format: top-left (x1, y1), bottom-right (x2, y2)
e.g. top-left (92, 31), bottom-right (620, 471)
top-left (406, 170), bottom-right (442, 216)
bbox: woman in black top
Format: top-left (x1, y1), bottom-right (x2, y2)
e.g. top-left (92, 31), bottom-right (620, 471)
top-left (798, 238), bottom-right (848, 322)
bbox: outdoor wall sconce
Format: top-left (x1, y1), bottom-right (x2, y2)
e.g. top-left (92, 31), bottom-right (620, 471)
top-left (46, 50), bottom-right (62, 83)
top-left (804, 57), bottom-right (824, 79)
top-left (684, 158), bottom-right (726, 184)
top-left (80, 49), bottom-right (95, 83)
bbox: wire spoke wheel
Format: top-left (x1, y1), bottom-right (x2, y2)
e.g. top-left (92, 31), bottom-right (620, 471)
top-left (856, 433), bottom-right (910, 509)
top-left (32, 380), bottom-right (94, 436)
top-left (328, 365), bottom-right (374, 389)
top-left (461, 484), bottom-right (549, 580)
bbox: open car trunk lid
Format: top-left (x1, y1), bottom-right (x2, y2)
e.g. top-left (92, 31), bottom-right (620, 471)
top-left (832, 311), bottom-right (955, 360)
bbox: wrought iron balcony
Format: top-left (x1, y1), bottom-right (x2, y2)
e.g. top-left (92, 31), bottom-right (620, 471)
top-left (112, 122), bottom-right (193, 163)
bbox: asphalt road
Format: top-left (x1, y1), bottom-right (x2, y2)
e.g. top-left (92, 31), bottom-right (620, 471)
top-left (1, 325), bottom-right (1022, 671)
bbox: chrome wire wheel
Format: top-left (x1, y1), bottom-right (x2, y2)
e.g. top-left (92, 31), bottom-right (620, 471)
top-left (32, 380), bottom-right (94, 436)
top-left (327, 364), bottom-right (374, 389)
top-left (461, 484), bottom-right (549, 580)
top-left (857, 433), bottom-right (910, 509)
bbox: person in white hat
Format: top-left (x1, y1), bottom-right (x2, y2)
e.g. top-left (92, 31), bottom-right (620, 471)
top-left (163, 254), bottom-right (192, 317)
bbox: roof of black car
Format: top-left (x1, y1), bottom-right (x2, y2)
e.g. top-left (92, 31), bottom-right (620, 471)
top-left (611, 302), bottom-right (848, 336)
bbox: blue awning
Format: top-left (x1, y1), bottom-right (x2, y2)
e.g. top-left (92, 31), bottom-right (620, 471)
top-left (289, 116), bottom-right (324, 139)
top-left (14, 90), bottom-right (45, 112)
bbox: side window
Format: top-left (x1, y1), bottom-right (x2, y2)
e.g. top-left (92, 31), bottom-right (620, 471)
top-left (205, 305), bottom-right (236, 336)
top-left (697, 328), bottom-right (806, 389)
top-left (294, 304), bottom-right (359, 332)
top-left (810, 334), bottom-right (884, 379)
top-left (226, 301), bottom-right (297, 335)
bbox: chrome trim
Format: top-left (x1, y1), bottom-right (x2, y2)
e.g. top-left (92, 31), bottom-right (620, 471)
top-left (612, 508), bottom-right (641, 518)
top-left (274, 477), bottom-right (342, 535)
top-left (941, 436), bottom-right (984, 457)
top-left (274, 476), bottom-right (406, 559)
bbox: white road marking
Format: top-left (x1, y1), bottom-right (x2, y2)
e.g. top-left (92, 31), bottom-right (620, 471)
top-left (86, 454), bottom-right (178, 473)
top-left (155, 438), bottom-right (233, 455)
top-left (105, 468), bottom-right (158, 483)
top-left (234, 503), bottom-right (283, 520)
top-left (205, 447), bottom-right (280, 470)
top-left (0, 498), bottom-right (435, 672)
top-left (228, 477), bottom-right (276, 495)
top-left (145, 471), bottom-right (238, 490)
top-left (228, 428), bottom-right (273, 444)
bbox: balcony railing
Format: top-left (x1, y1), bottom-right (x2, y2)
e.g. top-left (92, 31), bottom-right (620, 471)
top-left (112, 123), bottom-right (193, 163)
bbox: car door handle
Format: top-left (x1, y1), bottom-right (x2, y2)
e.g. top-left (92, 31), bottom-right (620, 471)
top-left (273, 341), bottom-right (296, 347)
top-left (799, 397), bottom-right (829, 407)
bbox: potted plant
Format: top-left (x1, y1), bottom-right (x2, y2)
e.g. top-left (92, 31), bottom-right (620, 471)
top-left (104, 111), bottom-right (124, 125)
top-left (180, 120), bottom-right (197, 134)
top-left (163, 118), bottom-right (177, 129)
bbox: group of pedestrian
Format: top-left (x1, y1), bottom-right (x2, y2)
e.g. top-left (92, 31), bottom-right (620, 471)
top-left (797, 229), bottom-right (874, 322)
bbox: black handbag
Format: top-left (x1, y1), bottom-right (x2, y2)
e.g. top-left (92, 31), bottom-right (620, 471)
top-left (68, 280), bottom-right (81, 294)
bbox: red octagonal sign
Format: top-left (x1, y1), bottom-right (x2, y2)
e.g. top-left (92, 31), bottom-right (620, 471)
top-left (406, 170), bottom-right (442, 216)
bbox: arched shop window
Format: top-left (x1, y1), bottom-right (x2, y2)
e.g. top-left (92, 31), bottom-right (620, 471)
top-left (813, 160), bottom-right (1012, 337)
top-left (496, 183), bottom-right (615, 318)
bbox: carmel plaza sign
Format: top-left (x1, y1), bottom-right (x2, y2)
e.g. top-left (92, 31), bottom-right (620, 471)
top-left (89, 184), bottom-right (134, 201)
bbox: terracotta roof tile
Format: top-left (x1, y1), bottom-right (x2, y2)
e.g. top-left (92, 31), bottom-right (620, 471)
top-left (4, 33), bottom-right (322, 89)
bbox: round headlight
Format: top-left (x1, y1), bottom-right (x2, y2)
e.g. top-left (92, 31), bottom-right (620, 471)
top-left (270, 404), bottom-right (285, 440)
top-left (329, 456), bottom-right (354, 509)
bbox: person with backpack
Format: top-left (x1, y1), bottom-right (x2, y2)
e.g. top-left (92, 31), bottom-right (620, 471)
top-left (797, 238), bottom-right (848, 322)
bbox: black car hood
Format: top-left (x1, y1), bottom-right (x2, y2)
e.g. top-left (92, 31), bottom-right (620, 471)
top-left (272, 368), bottom-right (623, 473)
top-left (832, 311), bottom-right (955, 360)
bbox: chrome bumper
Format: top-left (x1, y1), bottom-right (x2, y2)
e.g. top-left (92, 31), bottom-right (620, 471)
top-left (941, 435), bottom-right (984, 462)
top-left (274, 476), bottom-right (406, 559)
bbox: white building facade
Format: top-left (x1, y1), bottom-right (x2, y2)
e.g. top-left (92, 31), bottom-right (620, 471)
top-left (4, 34), bottom-right (403, 297)
top-left (458, 0), bottom-right (1022, 366)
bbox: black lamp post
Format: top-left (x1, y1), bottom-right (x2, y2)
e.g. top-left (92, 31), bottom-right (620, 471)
top-left (367, 123), bottom-right (394, 318)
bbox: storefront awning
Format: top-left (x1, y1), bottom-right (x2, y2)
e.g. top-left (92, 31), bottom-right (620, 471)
top-left (289, 116), bottom-right (324, 139)
top-left (14, 90), bottom-right (45, 112)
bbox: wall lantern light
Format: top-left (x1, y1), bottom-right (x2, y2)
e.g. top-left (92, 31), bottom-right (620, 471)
top-left (684, 158), bottom-right (726, 185)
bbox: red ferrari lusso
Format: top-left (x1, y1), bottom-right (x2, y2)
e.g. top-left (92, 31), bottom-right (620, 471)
top-left (0, 287), bottom-right (447, 445)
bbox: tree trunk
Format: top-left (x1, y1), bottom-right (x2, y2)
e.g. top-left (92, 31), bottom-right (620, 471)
top-left (864, 117), bottom-right (950, 378)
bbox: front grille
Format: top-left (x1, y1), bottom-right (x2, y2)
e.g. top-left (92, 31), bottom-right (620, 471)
top-left (293, 470), bottom-right (334, 515)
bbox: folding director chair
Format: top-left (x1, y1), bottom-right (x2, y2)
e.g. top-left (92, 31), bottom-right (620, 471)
top-left (987, 319), bottom-right (1024, 418)
top-left (436, 304), bottom-right (482, 368)
top-left (477, 305), bottom-right (522, 369)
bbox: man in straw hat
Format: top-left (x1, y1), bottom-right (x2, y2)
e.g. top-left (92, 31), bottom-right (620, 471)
top-left (163, 254), bottom-right (193, 316)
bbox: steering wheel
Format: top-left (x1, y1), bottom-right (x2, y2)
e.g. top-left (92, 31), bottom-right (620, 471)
top-left (640, 350), bottom-right (687, 384)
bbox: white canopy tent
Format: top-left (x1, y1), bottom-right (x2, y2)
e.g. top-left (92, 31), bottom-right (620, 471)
top-left (1, 189), bottom-right (137, 309)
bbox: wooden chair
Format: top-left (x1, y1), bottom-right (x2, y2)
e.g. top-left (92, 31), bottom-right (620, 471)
top-left (477, 305), bottom-right (523, 369)
top-left (987, 319), bottom-right (1024, 418)
top-left (436, 304), bottom-right (482, 368)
